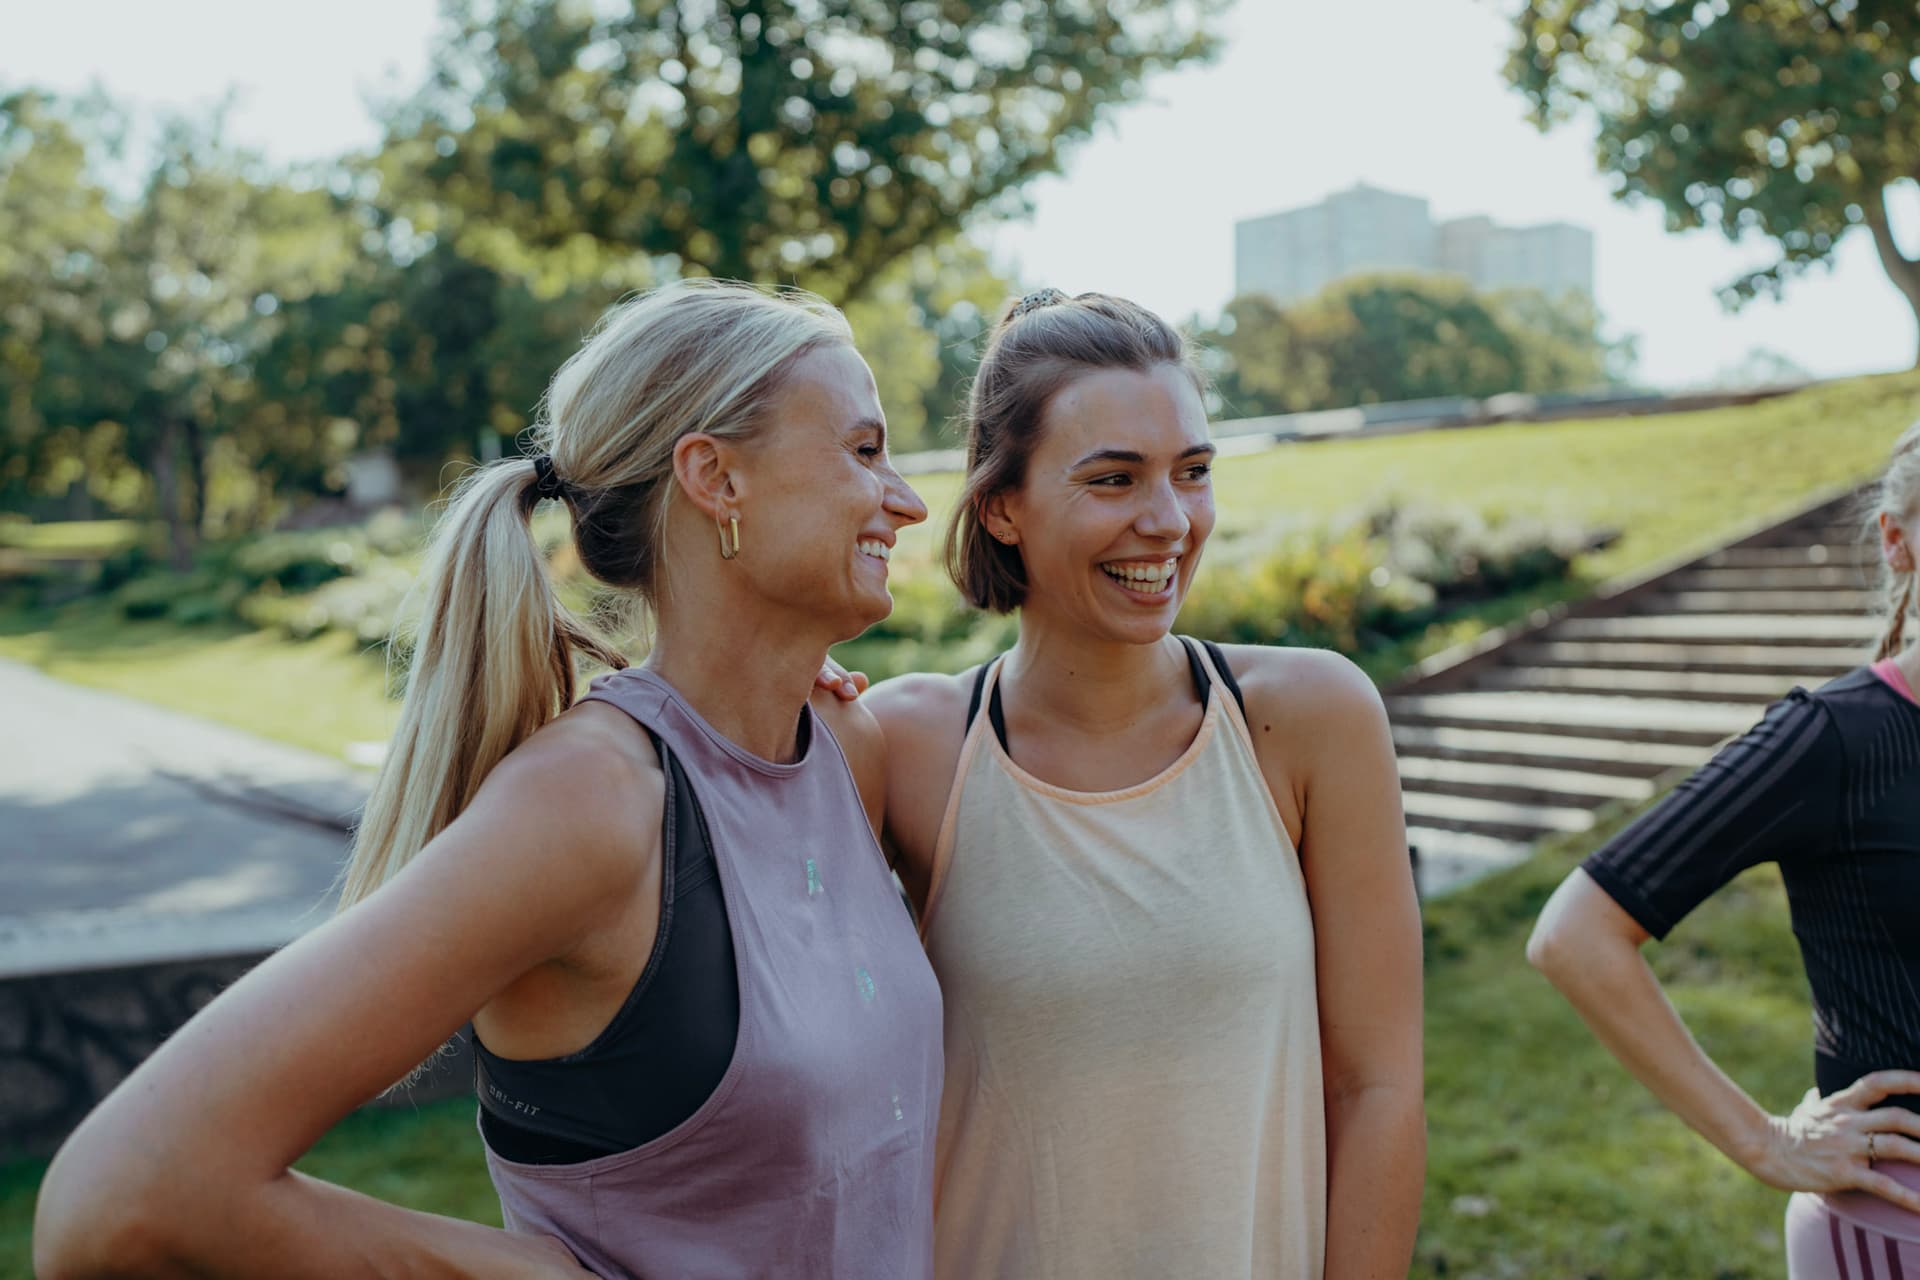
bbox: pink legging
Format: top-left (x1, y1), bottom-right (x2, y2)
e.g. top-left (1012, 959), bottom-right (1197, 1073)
top-left (1787, 1162), bottom-right (1920, 1279)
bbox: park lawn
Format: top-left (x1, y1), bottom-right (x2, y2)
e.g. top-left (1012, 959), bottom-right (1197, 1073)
top-left (0, 518), bottom-right (142, 555)
top-left (0, 597), bottom-right (397, 760)
top-left (0, 793), bottom-right (1816, 1278)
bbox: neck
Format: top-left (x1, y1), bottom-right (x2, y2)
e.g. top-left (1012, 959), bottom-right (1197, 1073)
top-left (1002, 609), bottom-right (1189, 735)
top-left (643, 594), bottom-right (836, 764)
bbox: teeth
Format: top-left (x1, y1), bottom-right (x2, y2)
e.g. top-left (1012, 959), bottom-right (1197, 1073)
top-left (1100, 557), bottom-right (1177, 586)
top-left (857, 539), bottom-right (891, 562)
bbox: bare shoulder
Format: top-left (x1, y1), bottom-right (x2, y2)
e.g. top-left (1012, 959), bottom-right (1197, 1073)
top-left (811, 685), bottom-right (886, 762)
top-left (864, 668), bottom-right (975, 745)
top-left (449, 699), bottom-right (665, 909)
top-left (1212, 642), bottom-right (1387, 735)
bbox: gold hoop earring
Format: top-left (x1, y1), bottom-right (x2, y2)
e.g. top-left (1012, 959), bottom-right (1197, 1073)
top-left (718, 515), bottom-right (741, 560)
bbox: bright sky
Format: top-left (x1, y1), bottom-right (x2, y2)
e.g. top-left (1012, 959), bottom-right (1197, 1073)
top-left (7, 0), bottom-right (1917, 387)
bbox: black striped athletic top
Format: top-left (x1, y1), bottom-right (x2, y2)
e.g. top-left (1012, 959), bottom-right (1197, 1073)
top-left (1582, 666), bottom-right (1920, 1108)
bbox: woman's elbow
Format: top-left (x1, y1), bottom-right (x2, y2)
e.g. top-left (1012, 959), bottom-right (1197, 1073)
top-left (1523, 912), bottom-right (1567, 979)
top-left (34, 1137), bottom-right (179, 1279)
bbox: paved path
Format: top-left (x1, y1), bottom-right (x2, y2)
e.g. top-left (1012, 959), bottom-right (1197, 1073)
top-left (0, 660), bottom-right (371, 977)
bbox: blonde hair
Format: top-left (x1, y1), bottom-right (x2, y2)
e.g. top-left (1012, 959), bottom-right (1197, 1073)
top-left (1873, 420), bottom-right (1920, 662)
top-left (339, 279), bottom-right (851, 909)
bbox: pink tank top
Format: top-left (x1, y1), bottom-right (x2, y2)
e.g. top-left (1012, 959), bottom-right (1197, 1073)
top-left (483, 668), bottom-right (943, 1278)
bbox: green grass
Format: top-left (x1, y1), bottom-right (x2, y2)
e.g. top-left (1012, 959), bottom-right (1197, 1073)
top-left (0, 793), bottom-right (1815, 1277)
top-left (1205, 372), bottom-right (1919, 584)
top-left (1413, 802), bottom-right (1810, 1276)
top-left (0, 518), bottom-right (143, 556)
top-left (0, 597), bottom-right (397, 760)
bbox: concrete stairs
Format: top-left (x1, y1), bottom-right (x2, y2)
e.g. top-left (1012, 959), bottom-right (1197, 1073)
top-left (1392, 494), bottom-right (1882, 896)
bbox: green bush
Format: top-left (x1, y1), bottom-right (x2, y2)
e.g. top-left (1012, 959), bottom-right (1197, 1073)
top-left (1177, 503), bottom-right (1588, 652)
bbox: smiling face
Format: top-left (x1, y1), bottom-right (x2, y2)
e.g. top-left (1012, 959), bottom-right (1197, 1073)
top-left (731, 343), bottom-right (928, 640)
top-left (988, 362), bottom-right (1215, 646)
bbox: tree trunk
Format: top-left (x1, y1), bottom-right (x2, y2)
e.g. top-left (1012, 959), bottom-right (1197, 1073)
top-left (150, 417), bottom-right (194, 572)
top-left (1864, 185), bottom-right (1920, 368)
top-left (182, 414), bottom-right (209, 547)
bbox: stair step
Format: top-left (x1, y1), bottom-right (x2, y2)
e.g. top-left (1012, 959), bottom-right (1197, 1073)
top-left (1643, 590), bottom-right (1877, 615)
top-left (1556, 614), bottom-right (1876, 646)
top-left (1407, 826), bottom-right (1536, 896)
top-left (1401, 789), bottom-right (1595, 840)
top-left (1507, 641), bottom-right (1863, 676)
top-left (1672, 567), bottom-right (1880, 591)
top-left (1390, 691), bottom-right (1756, 742)
top-left (1397, 755), bottom-right (1656, 805)
top-left (1476, 666), bottom-right (1823, 702)
top-left (1392, 724), bottom-right (1704, 774)
top-left (1704, 546), bottom-right (1876, 570)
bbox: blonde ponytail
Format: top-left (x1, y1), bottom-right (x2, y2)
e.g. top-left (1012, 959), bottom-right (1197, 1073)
top-left (338, 461), bottom-right (622, 908)
top-left (338, 280), bottom-right (851, 909)
top-left (1872, 420), bottom-right (1920, 662)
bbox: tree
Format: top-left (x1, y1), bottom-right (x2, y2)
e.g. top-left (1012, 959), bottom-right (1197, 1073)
top-left (0, 94), bottom-right (361, 556)
top-left (379, 0), bottom-right (1225, 304)
top-left (842, 235), bottom-right (1015, 449)
top-left (1507, 1), bottom-right (1920, 363)
top-left (0, 91), bottom-right (122, 517)
top-left (1199, 275), bottom-right (1632, 418)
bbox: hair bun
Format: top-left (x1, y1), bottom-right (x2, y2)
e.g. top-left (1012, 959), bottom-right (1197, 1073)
top-left (1009, 288), bottom-right (1068, 320)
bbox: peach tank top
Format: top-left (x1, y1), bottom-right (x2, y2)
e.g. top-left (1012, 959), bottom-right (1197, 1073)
top-left (920, 642), bottom-right (1326, 1278)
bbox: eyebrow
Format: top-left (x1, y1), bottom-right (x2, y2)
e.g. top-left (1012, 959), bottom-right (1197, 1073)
top-left (1069, 443), bottom-right (1217, 468)
top-left (850, 416), bottom-right (887, 443)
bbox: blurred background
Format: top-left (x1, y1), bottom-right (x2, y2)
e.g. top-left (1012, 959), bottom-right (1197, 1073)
top-left (2, 1), bottom-right (1917, 1275)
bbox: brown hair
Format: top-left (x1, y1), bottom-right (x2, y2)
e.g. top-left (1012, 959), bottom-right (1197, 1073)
top-left (944, 291), bottom-right (1206, 613)
top-left (1873, 420), bottom-right (1920, 661)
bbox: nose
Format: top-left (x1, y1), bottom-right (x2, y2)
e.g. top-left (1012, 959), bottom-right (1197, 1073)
top-left (1135, 476), bottom-right (1189, 542)
top-left (884, 463), bottom-right (929, 529)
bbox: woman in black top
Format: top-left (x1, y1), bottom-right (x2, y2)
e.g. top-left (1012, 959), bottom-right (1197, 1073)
top-left (1529, 423), bottom-right (1920, 1276)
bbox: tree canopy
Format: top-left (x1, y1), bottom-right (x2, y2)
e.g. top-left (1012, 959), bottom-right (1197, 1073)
top-left (380, 0), bottom-right (1225, 303)
top-left (1200, 274), bottom-right (1633, 419)
top-left (1506, 0), bottom-right (1920, 360)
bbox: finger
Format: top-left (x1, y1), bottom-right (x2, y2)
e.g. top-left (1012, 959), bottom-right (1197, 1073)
top-left (837, 679), bottom-right (861, 701)
top-left (1837, 1070), bottom-right (1920, 1108)
top-left (1862, 1107), bottom-right (1920, 1141)
top-left (816, 664), bottom-right (843, 689)
top-left (851, 671), bottom-right (870, 693)
top-left (1854, 1169), bottom-right (1920, 1216)
top-left (1870, 1133), bottom-right (1920, 1166)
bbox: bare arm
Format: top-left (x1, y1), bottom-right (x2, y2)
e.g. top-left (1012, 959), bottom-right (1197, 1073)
top-left (1529, 867), bottom-right (1920, 1210)
top-left (1238, 648), bottom-right (1425, 1279)
top-left (31, 718), bottom-right (656, 1279)
top-left (863, 672), bottom-right (971, 917)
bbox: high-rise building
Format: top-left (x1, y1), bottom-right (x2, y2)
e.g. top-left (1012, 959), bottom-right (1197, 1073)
top-left (1234, 183), bottom-right (1593, 305)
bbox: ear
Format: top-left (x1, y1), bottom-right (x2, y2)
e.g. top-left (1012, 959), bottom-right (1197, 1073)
top-left (980, 489), bottom-right (1019, 546)
top-left (1882, 512), bottom-right (1914, 574)
top-left (672, 433), bottom-right (743, 520)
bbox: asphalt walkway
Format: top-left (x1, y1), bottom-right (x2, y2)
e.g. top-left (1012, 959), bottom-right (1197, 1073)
top-left (0, 659), bottom-right (370, 976)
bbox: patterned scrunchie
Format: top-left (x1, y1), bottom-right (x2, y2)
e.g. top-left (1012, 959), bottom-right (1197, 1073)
top-left (1009, 288), bottom-right (1068, 319)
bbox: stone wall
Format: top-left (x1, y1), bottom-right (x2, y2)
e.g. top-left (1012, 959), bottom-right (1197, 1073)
top-left (1, 953), bottom-right (472, 1162)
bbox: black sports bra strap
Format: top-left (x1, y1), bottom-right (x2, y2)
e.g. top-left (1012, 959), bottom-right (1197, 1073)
top-left (1197, 638), bottom-right (1248, 719)
top-left (965, 661), bottom-right (991, 728)
top-left (978, 640), bottom-right (1243, 754)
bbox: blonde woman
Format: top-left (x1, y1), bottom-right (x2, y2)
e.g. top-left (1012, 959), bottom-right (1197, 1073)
top-left (1528, 424), bottom-right (1920, 1276)
top-left (830, 291), bottom-right (1424, 1277)
top-left (34, 281), bottom-right (941, 1279)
